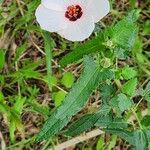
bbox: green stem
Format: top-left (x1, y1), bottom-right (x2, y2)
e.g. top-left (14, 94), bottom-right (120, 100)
top-left (6, 136), bottom-right (35, 150)
top-left (43, 32), bottom-right (54, 91)
top-left (131, 108), bottom-right (143, 130)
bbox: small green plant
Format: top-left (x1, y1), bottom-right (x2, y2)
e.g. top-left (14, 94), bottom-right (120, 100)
top-left (36, 9), bottom-right (150, 149)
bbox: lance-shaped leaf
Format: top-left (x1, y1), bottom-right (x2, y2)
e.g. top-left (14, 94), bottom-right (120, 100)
top-left (59, 33), bottom-right (105, 66)
top-left (95, 117), bottom-right (128, 129)
top-left (65, 113), bottom-right (100, 137)
top-left (36, 56), bottom-right (113, 141)
top-left (65, 105), bottom-right (111, 137)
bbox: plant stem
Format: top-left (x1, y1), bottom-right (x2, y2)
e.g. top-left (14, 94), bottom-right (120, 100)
top-left (131, 108), bottom-right (143, 130)
top-left (43, 32), bottom-right (54, 91)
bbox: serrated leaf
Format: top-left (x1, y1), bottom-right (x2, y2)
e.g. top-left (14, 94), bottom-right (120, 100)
top-left (141, 115), bottom-right (150, 127)
top-left (117, 94), bottom-right (133, 112)
top-left (65, 113), bottom-right (99, 137)
top-left (9, 110), bottom-right (24, 143)
top-left (122, 66), bottom-right (137, 80)
top-left (61, 72), bottom-right (75, 88)
top-left (100, 83), bottom-right (116, 101)
top-left (95, 116), bottom-right (128, 129)
top-left (27, 98), bottom-right (50, 116)
top-left (13, 96), bottom-right (25, 114)
top-left (110, 93), bottom-right (133, 115)
top-left (143, 82), bottom-right (150, 102)
top-left (104, 129), bottom-right (150, 149)
top-left (59, 33), bottom-right (105, 66)
top-left (133, 130), bottom-right (147, 150)
top-left (104, 128), bottom-right (150, 149)
top-left (103, 129), bottom-right (134, 145)
top-left (53, 91), bottom-right (67, 107)
top-left (125, 9), bottom-right (140, 23)
top-left (122, 78), bottom-right (138, 97)
top-left (36, 56), bottom-right (107, 141)
top-left (133, 130), bottom-right (150, 149)
top-left (65, 105), bottom-right (111, 137)
top-left (98, 105), bottom-right (112, 116)
top-left (113, 47), bottom-right (127, 59)
top-left (110, 10), bottom-right (138, 50)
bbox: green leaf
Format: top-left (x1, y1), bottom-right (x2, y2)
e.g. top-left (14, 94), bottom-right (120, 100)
top-left (133, 130), bottom-right (147, 150)
top-left (13, 96), bottom-right (25, 114)
top-left (122, 78), bottom-right (138, 96)
top-left (65, 105), bottom-right (111, 137)
top-left (61, 72), bottom-right (75, 88)
top-left (95, 116), bottom-right (128, 129)
top-left (143, 82), bottom-right (150, 102)
top-left (110, 94), bottom-right (133, 115)
top-left (125, 9), bottom-right (140, 23)
top-left (9, 111), bottom-right (24, 143)
top-left (98, 105), bottom-right (112, 116)
top-left (9, 120), bottom-right (16, 143)
top-left (59, 33), bottom-right (105, 66)
top-left (0, 49), bottom-right (5, 70)
top-left (53, 91), bottom-right (67, 107)
top-left (104, 129), bottom-right (150, 149)
top-left (100, 83), bottom-right (116, 101)
top-left (65, 113), bottom-right (100, 137)
top-left (117, 94), bottom-right (133, 112)
top-left (132, 37), bottom-right (143, 54)
top-left (141, 115), bottom-right (150, 127)
top-left (21, 69), bottom-right (42, 79)
top-left (27, 98), bottom-right (50, 116)
top-left (96, 137), bottom-right (104, 150)
top-left (145, 131), bottom-right (150, 149)
top-left (109, 10), bottom-right (138, 50)
top-left (143, 20), bottom-right (150, 35)
top-left (103, 129), bottom-right (134, 145)
top-left (14, 0), bottom-right (40, 30)
top-left (36, 56), bottom-right (113, 141)
top-left (0, 103), bottom-right (9, 114)
top-left (113, 47), bottom-right (127, 59)
top-left (0, 92), bottom-right (4, 102)
top-left (122, 66), bottom-right (137, 80)
top-left (108, 135), bottom-right (117, 150)
top-left (107, 129), bottom-right (150, 149)
top-left (50, 76), bottom-right (57, 86)
top-left (14, 43), bottom-right (27, 62)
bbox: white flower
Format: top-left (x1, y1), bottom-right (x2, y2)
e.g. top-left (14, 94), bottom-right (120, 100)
top-left (35, 0), bottom-right (110, 41)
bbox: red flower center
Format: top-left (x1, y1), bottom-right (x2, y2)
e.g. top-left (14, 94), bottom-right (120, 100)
top-left (65, 5), bottom-right (83, 21)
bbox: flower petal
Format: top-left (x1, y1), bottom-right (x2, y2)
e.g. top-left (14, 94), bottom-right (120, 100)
top-left (35, 4), bottom-right (67, 32)
top-left (85, 0), bottom-right (110, 23)
top-left (41, 0), bottom-right (87, 12)
top-left (57, 15), bottom-right (95, 41)
top-left (41, 0), bottom-right (65, 11)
